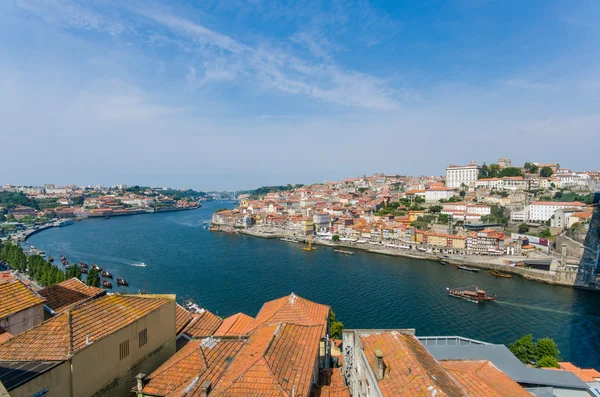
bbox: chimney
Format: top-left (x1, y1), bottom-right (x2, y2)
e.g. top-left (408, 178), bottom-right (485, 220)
top-left (374, 349), bottom-right (385, 381)
top-left (200, 380), bottom-right (211, 397)
top-left (135, 373), bottom-right (146, 393)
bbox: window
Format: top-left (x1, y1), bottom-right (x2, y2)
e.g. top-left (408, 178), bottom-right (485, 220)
top-left (119, 339), bottom-right (130, 360)
top-left (139, 328), bottom-right (148, 348)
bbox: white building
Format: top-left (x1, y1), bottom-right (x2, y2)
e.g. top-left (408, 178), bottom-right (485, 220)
top-left (528, 201), bottom-right (588, 222)
top-left (445, 163), bottom-right (479, 188)
top-left (476, 177), bottom-right (526, 190)
top-left (424, 187), bottom-right (456, 202)
top-left (313, 212), bottom-right (331, 233)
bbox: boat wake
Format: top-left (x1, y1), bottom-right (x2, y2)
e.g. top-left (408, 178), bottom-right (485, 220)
top-left (495, 301), bottom-right (599, 319)
top-left (130, 262), bottom-right (147, 267)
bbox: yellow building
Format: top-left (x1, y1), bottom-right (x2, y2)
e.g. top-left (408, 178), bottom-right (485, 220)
top-left (408, 210), bottom-right (426, 222)
top-left (301, 218), bottom-right (315, 235)
top-left (0, 294), bottom-right (176, 397)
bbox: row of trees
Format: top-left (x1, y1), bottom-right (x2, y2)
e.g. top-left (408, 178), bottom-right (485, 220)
top-left (509, 334), bottom-right (560, 368)
top-left (0, 241), bottom-right (100, 288)
top-left (479, 163), bottom-right (554, 179)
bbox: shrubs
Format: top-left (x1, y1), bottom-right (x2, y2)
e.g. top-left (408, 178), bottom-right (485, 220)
top-left (509, 334), bottom-right (560, 368)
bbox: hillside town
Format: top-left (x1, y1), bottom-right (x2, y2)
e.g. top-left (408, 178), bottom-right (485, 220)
top-left (0, 184), bottom-right (204, 241)
top-left (211, 159), bottom-right (600, 289)
top-left (0, 274), bottom-right (599, 397)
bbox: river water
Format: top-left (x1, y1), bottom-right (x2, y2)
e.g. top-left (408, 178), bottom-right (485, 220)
top-left (28, 200), bottom-right (600, 369)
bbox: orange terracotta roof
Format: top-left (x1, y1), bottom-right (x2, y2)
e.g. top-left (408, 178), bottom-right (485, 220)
top-left (0, 327), bottom-right (13, 345)
top-left (175, 304), bottom-right (193, 335)
top-left (246, 293), bottom-right (330, 335)
top-left (183, 310), bottom-right (223, 338)
top-left (38, 278), bottom-right (105, 314)
top-left (555, 362), bottom-right (600, 382)
top-left (141, 338), bottom-right (244, 396)
top-left (360, 331), bottom-right (465, 397)
top-left (440, 360), bottom-right (531, 396)
top-left (214, 313), bottom-right (254, 337)
top-left (0, 294), bottom-right (173, 361)
top-left (0, 280), bottom-right (46, 319)
top-left (211, 323), bottom-right (323, 397)
top-left (311, 368), bottom-right (350, 397)
top-left (572, 212), bottom-right (592, 219)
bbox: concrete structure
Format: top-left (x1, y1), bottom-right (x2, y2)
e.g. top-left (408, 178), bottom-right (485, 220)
top-left (313, 212), bottom-right (332, 233)
top-left (529, 201), bottom-right (588, 222)
top-left (446, 163), bottom-right (479, 188)
top-left (0, 294), bottom-right (176, 397)
top-left (424, 187), bottom-right (456, 202)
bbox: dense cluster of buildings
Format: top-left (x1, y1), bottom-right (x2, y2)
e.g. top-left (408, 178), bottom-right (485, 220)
top-left (0, 185), bottom-right (202, 238)
top-left (212, 159), bottom-right (598, 258)
top-left (1, 273), bottom-right (598, 397)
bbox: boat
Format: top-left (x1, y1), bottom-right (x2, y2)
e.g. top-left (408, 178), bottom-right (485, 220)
top-left (104, 216), bottom-right (110, 220)
top-left (116, 277), bottom-right (128, 286)
top-left (457, 265), bottom-right (480, 272)
top-left (102, 280), bottom-right (113, 288)
top-left (91, 264), bottom-right (101, 271)
top-left (60, 254), bottom-right (65, 261)
top-left (131, 262), bottom-right (147, 267)
top-left (447, 286), bottom-right (496, 303)
top-left (80, 268), bottom-right (88, 274)
top-left (102, 270), bottom-right (113, 278)
top-left (439, 261), bottom-right (447, 265)
top-left (80, 262), bottom-right (88, 269)
top-left (334, 249), bottom-right (354, 255)
top-left (490, 270), bottom-right (512, 278)
top-left (48, 256), bottom-right (54, 263)
top-left (280, 237), bottom-right (299, 243)
top-left (65, 264), bottom-right (71, 270)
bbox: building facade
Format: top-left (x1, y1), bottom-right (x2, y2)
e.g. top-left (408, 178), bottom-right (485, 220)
top-left (445, 163), bottom-right (479, 188)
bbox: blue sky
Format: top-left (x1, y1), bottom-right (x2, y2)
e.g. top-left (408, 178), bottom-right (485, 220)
top-left (1, 0), bottom-right (599, 190)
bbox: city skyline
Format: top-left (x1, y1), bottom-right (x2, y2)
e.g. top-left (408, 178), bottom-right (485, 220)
top-left (2, 0), bottom-right (599, 190)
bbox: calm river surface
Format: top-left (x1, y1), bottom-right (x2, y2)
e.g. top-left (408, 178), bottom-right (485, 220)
top-left (28, 200), bottom-right (600, 369)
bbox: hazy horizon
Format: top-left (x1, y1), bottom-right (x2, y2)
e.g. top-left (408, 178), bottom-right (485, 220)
top-left (2, 0), bottom-right (599, 190)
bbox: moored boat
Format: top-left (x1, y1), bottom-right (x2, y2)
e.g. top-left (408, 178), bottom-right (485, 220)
top-left (80, 268), bottom-right (88, 274)
top-left (457, 265), bottom-right (480, 272)
top-left (447, 286), bottom-right (496, 303)
top-left (48, 256), bottom-right (54, 262)
top-left (490, 270), bottom-right (512, 278)
top-left (91, 264), bottom-right (101, 271)
top-left (102, 270), bottom-right (113, 278)
top-left (116, 277), bottom-right (128, 286)
top-left (102, 280), bottom-right (113, 288)
top-left (439, 261), bottom-right (447, 265)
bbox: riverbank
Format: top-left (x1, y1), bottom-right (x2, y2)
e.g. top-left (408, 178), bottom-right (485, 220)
top-left (211, 225), bottom-right (579, 288)
top-left (14, 205), bottom-right (202, 243)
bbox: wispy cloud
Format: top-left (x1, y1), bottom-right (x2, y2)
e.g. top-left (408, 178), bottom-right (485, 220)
top-left (15, 0), bottom-right (129, 36)
top-left (135, 7), bottom-right (401, 109)
top-left (12, 0), bottom-right (401, 110)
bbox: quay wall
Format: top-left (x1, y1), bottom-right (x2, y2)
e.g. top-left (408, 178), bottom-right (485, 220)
top-left (215, 226), bottom-right (580, 289)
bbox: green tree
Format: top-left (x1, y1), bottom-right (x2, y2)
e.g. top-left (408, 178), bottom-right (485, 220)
top-left (535, 337), bottom-right (560, 361)
top-left (66, 266), bottom-right (82, 280)
top-left (429, 205), bottom-right (443, 213)
top-left (72, 196), bottom-right (84, 206)
top-left (536, 356), bottom-right (559, 368)
top-left (540, 166), bottom-right (554, 178)
top-left (499, 167), bottom-right (524, 177)
top-left (524, 162), bottom-right (539, 174)
top-left (518, 223), bottom-right (529, 234)
top-left (329, 310), bottom-right (344, 339)
top-left (509, 334), bottom-right (535, 364)
top-left (478, 163), bottom-right (490, 179)
top-left (86, 268), bottom-right (101, 287)
top-left (437, 214), bottom-right (450, 224)
top-left (332, 235), bottom-right (340, 243)
top-left (489, 164), bottom-right (501, 177)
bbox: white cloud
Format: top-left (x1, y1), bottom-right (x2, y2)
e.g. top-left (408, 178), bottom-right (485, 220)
top-left (186, 67), bottom-right (197, 84)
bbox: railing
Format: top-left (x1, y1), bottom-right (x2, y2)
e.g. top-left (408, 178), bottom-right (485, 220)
top-left (417, 335), bottom-right (491, 346)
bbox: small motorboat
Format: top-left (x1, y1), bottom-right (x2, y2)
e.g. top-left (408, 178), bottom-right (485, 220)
top-left (102, 280), bottom-right (113, 288)
top-left (490, 270), bottom-right (512, 278)
top-left (80, 262), bottom-right (88, 269)
top-left (101, 270), bottom-right (113, 278)
top-left (80, 268), bottom-right (88, 274)
top-left (457, 265), bottom-right (480, 272)
top-left (91, 264), bottom-right (101, 271)
top-left (48, 256), bottom-right (54, 263)
top-left (116, 277), bottom-right (128, 286)
top-left (447, 286), bottom-right (496, 303)
top-left (439, 261), bottom-right (448, 265)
